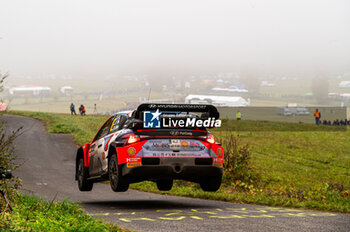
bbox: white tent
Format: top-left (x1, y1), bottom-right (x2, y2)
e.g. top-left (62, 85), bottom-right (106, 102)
top-left (59, 86), bottom-right (74, 96)
top-left (185, 95), bottom-right (250, 107)
top-left (9, 85), bottom-right (51, 96)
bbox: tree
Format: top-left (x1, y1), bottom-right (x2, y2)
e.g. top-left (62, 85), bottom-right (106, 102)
top-left (0, 72), bottom-right (8, 93)
top-left (0, 72), bottom-right (21, 170)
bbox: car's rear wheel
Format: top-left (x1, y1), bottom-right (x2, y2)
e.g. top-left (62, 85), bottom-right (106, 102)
top-left (156, 179), bottom-right (173, 191)
top-left (109, 154), bottom-right (129, 192)
top-left (200, 175), bottom-right (222, 192)
top-left (77, 158), bottom-right (93, 191)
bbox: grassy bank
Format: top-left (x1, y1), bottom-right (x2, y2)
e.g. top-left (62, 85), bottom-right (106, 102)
top-left (0, 191), bottom-right (125, 231)
top-left (6, 110), bottom-right (350, 213)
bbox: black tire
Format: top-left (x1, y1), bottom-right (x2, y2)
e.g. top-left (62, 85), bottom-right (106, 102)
top-left (109, 154), bottom-right (129, 192)
top-left (77, 158), bottom-right (93, 191)
top-left (156, 179), bottom-right (173, 191)
top-left (200, 175), bottom-right (222, 192)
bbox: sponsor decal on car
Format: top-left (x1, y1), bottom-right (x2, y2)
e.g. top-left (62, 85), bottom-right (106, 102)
top-left (169, 131), bottom-right (193, 136)
top-left (148, 152), bottom-right (210, 157)
top-left (103, 134), bottom-right (114, 151)
top-left (143, 140), bottom-right (206, 152)
top-left (127, 147), bottom-right (136, 155)
top-left (181, 141), bottom-right (188, 147)
top-left (126, 157), bottom-right (142, 167)
top-left (127, 162), bottom-right (141, 168)
top-left (126, 157), bottom-right (141, 163)
top-left (89, 143), bottom-right (97, 156)
top-left (169, 139), bottom-right (181, 150)
top-left (213, 157), bottom-right (224, 167)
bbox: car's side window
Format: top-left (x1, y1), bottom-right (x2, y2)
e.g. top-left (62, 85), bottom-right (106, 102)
top-left (93, 128), bottom-right (104, 142)
top-left (93, 117), bottom-right (114, 142)
top-left (110, 115), bottom-right (121, 132)
top-left (100, 117), bottom-right (114, 137)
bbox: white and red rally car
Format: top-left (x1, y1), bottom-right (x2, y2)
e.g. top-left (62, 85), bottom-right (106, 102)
top-left (75, 104), bottom-right (224, 192)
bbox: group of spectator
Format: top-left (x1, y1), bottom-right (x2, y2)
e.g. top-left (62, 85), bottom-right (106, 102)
top-left (70, 103), bottom-right (86, 116)
top-left (322, 119), bottom-right (350, 126)
top-left (314, 108), bottom-right (349, 126)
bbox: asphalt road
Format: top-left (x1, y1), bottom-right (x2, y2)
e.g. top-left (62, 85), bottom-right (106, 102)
top-left (4, 115), bottom-right (350, 232)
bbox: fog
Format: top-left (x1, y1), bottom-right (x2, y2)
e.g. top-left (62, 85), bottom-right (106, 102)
top-left (0, 0), bottom-right (349, 79)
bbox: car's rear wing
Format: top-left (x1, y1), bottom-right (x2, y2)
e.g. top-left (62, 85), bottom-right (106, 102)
top-left (135, 103), bottom-right (220, 120)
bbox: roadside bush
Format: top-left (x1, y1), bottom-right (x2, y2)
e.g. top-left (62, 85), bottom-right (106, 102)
top-left (217, 133), bottom-right (259, 185)
top-left (1, 194), bottom-right (122, 231)
top-left (0, 120), bottom-right (21, 170)
top-left (0, 72), bottom-right (21, 212)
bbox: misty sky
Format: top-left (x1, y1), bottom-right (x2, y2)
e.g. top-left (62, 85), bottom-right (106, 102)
top-left (0, 0), bottom-right (349, 78)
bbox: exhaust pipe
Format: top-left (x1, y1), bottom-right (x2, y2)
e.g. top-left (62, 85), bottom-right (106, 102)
top-left (173, 165), bottom-right (182, 174)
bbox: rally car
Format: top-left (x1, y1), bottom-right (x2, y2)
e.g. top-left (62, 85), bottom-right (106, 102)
top-left (75, 103), bottom-right (224, 192)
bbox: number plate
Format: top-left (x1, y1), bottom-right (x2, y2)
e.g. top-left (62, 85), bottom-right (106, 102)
top-left (170, 139), bottom-right (181, 150)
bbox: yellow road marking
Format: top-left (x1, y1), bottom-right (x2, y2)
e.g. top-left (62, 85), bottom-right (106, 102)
top-left (89, 212), bottom-right (110, 216)
top-left (191, 209), bottom-right (218, 215)
top-left (248, 214), bottom-right (275, 218)
top-left (158, 216), bottom-right (186, 221)
top-left (119, 218), bottom-right (156, 222)
top-left (92, 207), bottom-right (338, 223)
top-left (210, 215), bottom-right (246, 219)
top-left (113, 212), bottom-right (140, 216)
top-left (190, 216), bottom-right (203, 220)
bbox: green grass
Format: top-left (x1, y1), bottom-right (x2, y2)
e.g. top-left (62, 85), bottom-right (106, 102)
top-left (215, 119), bottom-right (345, 131)
top-left (6, 111), bottom-right (108, 146)
top-left (130, 180), bottom-right (350, 213)
top-left (131, 129), bottom-right (350, 213)
top-left (0, 191), bottom-right (126, 232)
top-left (5, 110), bottom-right (350, 213)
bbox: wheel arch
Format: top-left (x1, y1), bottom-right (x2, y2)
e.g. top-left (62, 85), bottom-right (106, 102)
top-left (107, 143), bottom-right (118, 169)
top-left (75, 147), bottom-right (84, 180)
top-left (107, 142), bottom-right (118, 159)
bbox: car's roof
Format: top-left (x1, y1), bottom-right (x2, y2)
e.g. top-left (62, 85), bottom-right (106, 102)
top-left (112, 110), bottom-right (133, 117)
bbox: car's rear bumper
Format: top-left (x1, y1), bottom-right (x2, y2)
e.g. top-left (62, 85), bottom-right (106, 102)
top-left (121, 157), bottom-right (223, 183)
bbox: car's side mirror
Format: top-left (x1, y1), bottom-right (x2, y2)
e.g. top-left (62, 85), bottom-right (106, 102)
top-left (119, 115), bottom-right (128, 130)
top-left (201, 112), bottom-right (210, 120)
top-left (215, 142), bottom-right (222, 146)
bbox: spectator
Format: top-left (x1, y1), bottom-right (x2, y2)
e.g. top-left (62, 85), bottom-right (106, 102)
top-left (70, 103), bottom-right (76, 115)
top-left (236, 111), bottom-right (241, 120)
top-left (314, 109), bottom-right (321, 125)
top-left (79, 104), bottom-right (86, 116)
